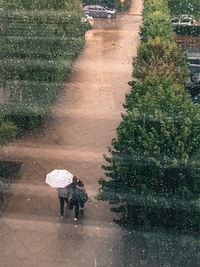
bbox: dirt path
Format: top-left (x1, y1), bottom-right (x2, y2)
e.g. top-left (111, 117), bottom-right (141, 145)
top-left (0, 1), bottom-right (143, 266)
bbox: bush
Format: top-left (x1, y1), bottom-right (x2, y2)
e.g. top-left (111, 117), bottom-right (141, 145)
top-left (0, 37), bottom-right (84, 60)
top-left (0, 0), bottom-right (88, 131)
top-left (140, 11), bottom-right (172, 42)
top-left (2, 0), bottom-right (82, 11)
top-left (143, 0), bottom-right (169, 16)
top-left (98, 0), bottom-right (200, 234)
top-left (4, 105), bottom-right (46, 131)
top-left (133, 37), bottom-right (189, 84)
top-left (168, 0), bottom-right (200, 18)
top-left (175, 25), bottom-right (200, 36)
top-left (0, 114), bottom-right (16, 145)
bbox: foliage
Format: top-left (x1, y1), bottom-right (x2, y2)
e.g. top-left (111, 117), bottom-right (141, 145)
top-left (0, 114), bottom-right (16, 145)
top-left (140, 11), bottom-right (172, 42)
top-left (168, 0), bottom-right (200, 19)
top-left (99, 75), bottom-right (200, 232)
top-left (175, 25), bottom-right (200, 36)
top-left (123, 230), bottom-right (200, 266)
top-left (0, 1), bottom-right (89, 131)
top-left (133, 37), bottom-right (189, 84)
top-left (140, 0), bottom-right (172, 42)
top-left (142, 0), bottom-right (169, 16)
top-left (1, 0), bottom-right (82, 10)
top-left (3, 105), bottom-right (46, 131)
top-left (98, 0), bottom-right (200, 234)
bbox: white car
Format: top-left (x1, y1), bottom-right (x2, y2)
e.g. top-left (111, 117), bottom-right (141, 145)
top-left (171, 15), bottom-right (196, 30)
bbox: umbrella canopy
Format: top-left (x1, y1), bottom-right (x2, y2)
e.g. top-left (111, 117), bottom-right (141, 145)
top-left (46, 169), bottom-right (73, 188)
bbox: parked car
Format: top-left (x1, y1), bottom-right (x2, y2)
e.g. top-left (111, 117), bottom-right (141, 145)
top-left (187, 73), bottom-right (200, 98)
top-left (189, 64), bottom-right (200, 76)
top-left (83, 5), bottom-right (116, 19)
top-left (171, 15), bottom-right (196, 30)
top-left (191, 73), bottom-right (200, 84)
top-left (189, 57), bottom-right (200, 65)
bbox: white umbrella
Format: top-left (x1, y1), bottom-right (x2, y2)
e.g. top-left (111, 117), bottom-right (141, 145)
top-left (45, 169), bottom-right (73, 188)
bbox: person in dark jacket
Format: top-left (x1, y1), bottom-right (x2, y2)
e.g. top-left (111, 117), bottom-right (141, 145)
top-left (68, 176), bottom-right (88, 221)
top-left (57, 186), bottom-right (70, 216)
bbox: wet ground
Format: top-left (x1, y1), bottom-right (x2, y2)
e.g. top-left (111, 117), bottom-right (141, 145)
top-left (0, 1), bottom-right (143, 266)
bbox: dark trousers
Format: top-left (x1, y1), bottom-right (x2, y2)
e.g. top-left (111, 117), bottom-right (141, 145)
top-left (59, 197), bottom-right (67, 216)
top-left (74, 200), bottom-right (85, 218)
top-left (74, 200), bottom-right (80, 219)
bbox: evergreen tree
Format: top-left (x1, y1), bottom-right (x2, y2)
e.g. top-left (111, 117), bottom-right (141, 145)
top-left (98, 0), bottom-right (200, 233)
top-left (99, 74), bottom-right (200, 233)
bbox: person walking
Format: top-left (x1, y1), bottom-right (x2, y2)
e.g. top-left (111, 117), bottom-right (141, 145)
top-left (76, 180), bottom-right (88, 209)
top-left (57, 186), bottom-right (70, 216)
top-left (68, 176), bottom-right (89, 221)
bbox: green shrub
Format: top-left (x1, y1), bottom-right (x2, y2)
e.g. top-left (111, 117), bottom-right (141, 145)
top-left (0, 0), bottom-right (88, 131)
top-left (98, 0), bottom-right (200, 234)
top-left (175, 25), bottom-right (200, 36)
top-left (2, 0), bottom-right (82, 11)
top-left (0, 115), bottom-right (16, 145)
top-left (1, 59), bottom-right (72, 82)
top-left (168, 0), bottom-right (200, 19)
top-left (140, 11), bottom-right (172, 42)
top-left (99, 75), bottom-right (200, 233)
top-left (4, 105), bottom-right (46, 131)
top-left (133, 37), bottom-right (189, 84)
top-left (143, 0), bottom-right (169, 16)
top-left (0, 37), bottom-right (84, 60)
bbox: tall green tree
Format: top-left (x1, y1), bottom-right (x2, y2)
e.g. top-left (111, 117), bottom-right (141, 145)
top-left (99, 75), bottom-right (200, 232)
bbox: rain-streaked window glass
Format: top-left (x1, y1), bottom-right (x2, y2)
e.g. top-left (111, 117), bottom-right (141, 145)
top-left (0, 0), bottom-right (200, 266)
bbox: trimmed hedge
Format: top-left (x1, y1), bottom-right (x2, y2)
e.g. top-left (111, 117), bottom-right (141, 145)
top-left (133, 37), bottom-right (189, 84)
top-left (0, 1), bottom-right (89, 131)
top-left (98, 0), bottom-right (200, 235)
top-left (2, 0), bottom-right (82, 11)
top-left (140, 11), bottom-right (172, 42)
top-left (0, 37), bottom-right (84, 60)
top-left (175, 25), bottom-right (200, 36)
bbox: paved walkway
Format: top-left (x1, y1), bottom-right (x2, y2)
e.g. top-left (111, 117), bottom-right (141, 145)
top-left (0, 1), bottom-right (143, 266)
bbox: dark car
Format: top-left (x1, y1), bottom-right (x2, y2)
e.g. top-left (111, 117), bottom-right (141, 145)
top-left (187, 73), bottom-right (200, 104)
top-left (83, 5), bottom-right (116, 19)
top-left (189, 57), bottom-right (200, 65)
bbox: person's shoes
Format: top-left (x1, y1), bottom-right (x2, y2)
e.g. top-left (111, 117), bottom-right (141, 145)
top-left (74, 217), bottom-right (78, 221)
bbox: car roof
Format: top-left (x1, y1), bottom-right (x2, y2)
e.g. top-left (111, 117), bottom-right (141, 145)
top-left (96, 5), bottom-right (105, 8)
top-left (84, 5), bottom-right (108, 9)
top-left (172, 15), bottom-right (194, 20)
top-left (83, 5), bottom-right (95, 9)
